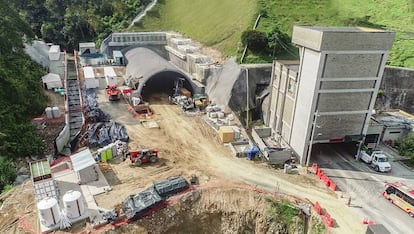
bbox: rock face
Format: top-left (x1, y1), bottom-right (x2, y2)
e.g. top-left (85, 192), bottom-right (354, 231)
top-left (376, 66), bottom-right (414, 113)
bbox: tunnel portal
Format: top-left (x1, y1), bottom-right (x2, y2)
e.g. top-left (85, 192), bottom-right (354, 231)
top-left (125, 47), bottom-right (194, 102)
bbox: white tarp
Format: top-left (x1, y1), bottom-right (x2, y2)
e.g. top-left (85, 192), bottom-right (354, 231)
top-left (42, 73), bottom-right (62, 89)
top-left (83, 67), bottom-right (99, 89)
top-left (104, 67), bottom-right (117, 78)
top-left (49, 45), bottom-right (61, 60)
top-left (83, 67), bottom-right (95, 79)
top-left (70, 148), bottom-right (96, 172)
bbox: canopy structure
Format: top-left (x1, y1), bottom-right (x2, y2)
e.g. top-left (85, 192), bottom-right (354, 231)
top-left (70, 148), bottom-right (98, 184)
top-left (70, 148), bottom-right (96, 172)
top-left (42, 73), bottom-right (62, 89)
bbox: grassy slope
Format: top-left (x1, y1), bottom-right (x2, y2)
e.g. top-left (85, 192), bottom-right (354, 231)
top-left (136, 0), bottom-right (257, 56)
top-left (333, 0), bottom-right (414, 67)
top-left (134, 0), bottom-right (413, 67)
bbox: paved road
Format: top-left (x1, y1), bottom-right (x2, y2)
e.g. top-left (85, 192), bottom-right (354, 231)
top-left (312, 143), bottom-right (414, 233)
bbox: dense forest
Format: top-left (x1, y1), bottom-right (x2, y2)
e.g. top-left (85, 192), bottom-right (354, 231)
top-left (0, 2), bottom-right (48, 191)
top-left (11, 0), bottom-right (151, 51)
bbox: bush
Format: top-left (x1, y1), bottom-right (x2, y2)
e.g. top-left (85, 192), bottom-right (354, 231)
top-left (395, 132), bottom-right (414, 158)
top-left (0, 157), bottom-right (16, 191)
top-left (241, 30), bottom-right (269, 53)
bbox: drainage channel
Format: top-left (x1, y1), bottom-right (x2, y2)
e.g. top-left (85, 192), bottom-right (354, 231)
top-left (66, 58), bottom-right (84, 146)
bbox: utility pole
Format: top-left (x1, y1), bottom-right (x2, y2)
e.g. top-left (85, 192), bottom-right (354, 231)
top-left (306, 111), bottom-right (319, 167)
top-left (246, 67), bottom-right (249, 129)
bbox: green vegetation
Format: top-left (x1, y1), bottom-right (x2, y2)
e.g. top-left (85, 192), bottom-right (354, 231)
top-left (11, 0), bottom-right (151, 50)
top-left (0, 0), bottom-right (48, 192)
top-left (265, 197), bottom-right (303, 232)
top-left (0, 157), bottom-right (16, 193)
top-left (135, 0), bottom-right (413, 67)
top-left (310, 216), bottom-right (326, 234)
top-left (134, 0), bottom-right (258, 56)
top-left (395, 132), bottom-right (414, 159)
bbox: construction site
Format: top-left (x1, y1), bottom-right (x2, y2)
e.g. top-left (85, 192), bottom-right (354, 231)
top-left (0, 27), bottom-right (405, 234)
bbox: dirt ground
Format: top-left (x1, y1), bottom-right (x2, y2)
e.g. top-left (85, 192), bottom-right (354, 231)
top-left (94, 91), bottom-right (366, 234)
top-left (0, 81), bottom-right (366, 234)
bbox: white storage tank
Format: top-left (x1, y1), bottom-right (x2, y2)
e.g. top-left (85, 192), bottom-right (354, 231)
top-left (52, 106), bottom-right (61, 118)
top-left (62, 190), bottom-right (86, 219)
top-left (38, 197), bottom-right (61, 227)
top-left (45, 107), bottom-right (53, 119)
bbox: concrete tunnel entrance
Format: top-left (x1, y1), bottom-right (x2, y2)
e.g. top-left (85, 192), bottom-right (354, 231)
top-left (124, 47), bottom-right (195, 102)
top-left (141, 71), bottom-right (194, 101)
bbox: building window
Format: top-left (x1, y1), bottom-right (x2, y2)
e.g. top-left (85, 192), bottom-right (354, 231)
top-left (389, 131), bottom-right (401, 134)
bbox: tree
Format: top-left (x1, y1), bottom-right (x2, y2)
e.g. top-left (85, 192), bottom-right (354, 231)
top-left (395, 132), bottom-right (414, 158)
top-left (0, 157), bottom-right (16, 191)
top-left (241, 30), bottom-right (269, 53)
top-left (268, 27), bottom-right (291, 57)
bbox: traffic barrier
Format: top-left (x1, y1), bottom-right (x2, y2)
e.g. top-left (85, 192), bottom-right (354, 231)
top-left (323, 212), bottom-right (334, 227)
top-left (329, 181), bottom-right (337, 191)
top-left (312, 163), bottom-right (318, 173)
top-left (323, 177), bottom-right (331, 187)
top-left (317, 170), bottom-right (324, 179)
top-left (362, 217), bottom-right (374, 225)
top-left (313, 202), bottom-right (323, 215)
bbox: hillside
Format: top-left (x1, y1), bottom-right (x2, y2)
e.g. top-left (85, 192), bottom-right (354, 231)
top-left (134, 0), bottom-right (414, 67)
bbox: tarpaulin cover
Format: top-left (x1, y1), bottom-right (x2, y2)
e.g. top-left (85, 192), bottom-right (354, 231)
top-left (88, 122), bottom-right (129, 148)
top-left (123, 186), bottom-right (163, 221)
top-left (70, 148), bottom-right (96, 171)
top-left (153, 176), bottom-right (189, 199)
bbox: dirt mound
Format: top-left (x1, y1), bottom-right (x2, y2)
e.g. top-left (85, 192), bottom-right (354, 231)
top-left (106, 187), bottom-right (301, 234)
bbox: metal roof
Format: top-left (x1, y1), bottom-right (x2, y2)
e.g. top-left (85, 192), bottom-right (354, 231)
top-left (113, 50), bottom-right (123, 57)
top-left (104, 67), bottom-right (117, 77)
top-left (70, 148), bottom-right (96, 171)
top-left (79, 42), bottom-right (96, 48)
top-left (83, 66), bottom-right (95, 79)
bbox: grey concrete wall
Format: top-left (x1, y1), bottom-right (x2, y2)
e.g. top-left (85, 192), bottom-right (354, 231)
top-left (323, 54), bottom-right (383, 78)
top-left (290, 49), bottom-right (321, 163)
top-left (292, 26), bottom-right (395, 51)
top-left (313, 114), bottom-right (366, 141)
top-left (376, 66), bottom-right (414, 113)
top-left (318, 93), bottom-right (372, 112)
top-left (227, 64), bottom-right (272, 112)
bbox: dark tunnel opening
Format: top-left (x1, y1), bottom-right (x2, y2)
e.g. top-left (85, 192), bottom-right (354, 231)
top-left (141, 71), bottom-right (193, 102)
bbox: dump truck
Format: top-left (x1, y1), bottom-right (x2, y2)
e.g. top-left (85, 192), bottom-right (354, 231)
top-left (359, 148), bottom-right (391, 173)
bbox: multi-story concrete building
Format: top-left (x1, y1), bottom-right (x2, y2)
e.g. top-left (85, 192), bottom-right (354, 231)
top-left (266, 26), bottom-right (395, 165)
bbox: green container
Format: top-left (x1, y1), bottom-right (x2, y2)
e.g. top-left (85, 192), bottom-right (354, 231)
top-left (106, 147), bottom-right (113, 160)
top-left (101, 150), bottom-right (107, 162)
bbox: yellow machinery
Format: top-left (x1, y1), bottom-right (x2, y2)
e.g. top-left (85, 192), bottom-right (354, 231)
top-left (193, 94), bottom-right (210, 110)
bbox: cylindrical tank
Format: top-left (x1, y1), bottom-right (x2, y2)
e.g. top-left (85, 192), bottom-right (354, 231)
top-left (205, 106), bottom-right (213, 112)
top-left (45, 107), bottom-right (53, 119)
top-left (38, 197), bottom-right (61, 227)
top-left (217, 112), bottom-right (225, 119)
top-left (52, 106), bottom-right (61, 118)
top-left (209, 112), bottom-right (217, 118)
top-left (63, 190), bottom-right (85, 219)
